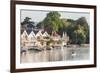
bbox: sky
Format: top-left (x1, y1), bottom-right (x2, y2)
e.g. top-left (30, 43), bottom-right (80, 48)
top-left (20, 10), bottom-right (90, 25)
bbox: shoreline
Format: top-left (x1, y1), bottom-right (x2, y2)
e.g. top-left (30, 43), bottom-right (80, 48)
top-left (21, 44), bottom-right (90, 52)
top-left (67, 44), bottom-right (89, 48)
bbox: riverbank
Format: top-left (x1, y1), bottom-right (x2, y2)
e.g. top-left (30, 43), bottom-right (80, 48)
top-left (26, 44), bottom-right (89, 52)
top-left (67, 44), bottom-right (89, 48)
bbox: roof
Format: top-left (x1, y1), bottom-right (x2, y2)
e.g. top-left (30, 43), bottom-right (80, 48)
top-left (21, 28), bottom-right (50, 37)
top-left (42, 31), bottom-right (50, 37)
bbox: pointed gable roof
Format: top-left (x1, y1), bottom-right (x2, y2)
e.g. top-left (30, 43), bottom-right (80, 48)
top-left (21, 30), bottom-right (28, 38)
top-left (28, 31), bottom-right (36, 38)
top-left (42, 31), bottom-right (50, 37)
top-left (35, 30), bottom-right (43, 37)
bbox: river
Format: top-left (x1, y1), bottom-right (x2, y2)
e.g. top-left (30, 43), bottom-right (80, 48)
top-left (21, 47), bottom-right (89, 63)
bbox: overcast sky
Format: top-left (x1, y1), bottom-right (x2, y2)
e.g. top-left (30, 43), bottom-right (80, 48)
top-left (21, 10), bottom-right (90, 25)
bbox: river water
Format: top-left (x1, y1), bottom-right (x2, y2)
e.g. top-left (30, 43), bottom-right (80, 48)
top-left (21, 47), bottom-right (89, 63)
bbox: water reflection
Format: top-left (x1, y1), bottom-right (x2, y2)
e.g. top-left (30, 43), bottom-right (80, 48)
top-left (21, 47), bottom-right (89, 63)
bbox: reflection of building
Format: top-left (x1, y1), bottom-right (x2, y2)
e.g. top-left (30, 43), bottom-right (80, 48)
top-left (21, 29), bottom-right (69, 49)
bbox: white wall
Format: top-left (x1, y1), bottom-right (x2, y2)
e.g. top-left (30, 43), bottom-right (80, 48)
top-left (0, 0), bottom-right (100, 73)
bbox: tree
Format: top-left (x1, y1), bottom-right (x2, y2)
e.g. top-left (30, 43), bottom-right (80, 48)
top-left (76, 17), bottom-right (89, 44)
top-left (61, 17), bottom-right (89, 45)
top-left (74, 25), bottom-right (86, 45)
top-left (37, 11), bottom-right (63, 33)
top-left (37, 22), bottom-right (43, 29)
top-left (21, 17), bottom-right (32, 25)
top-left (37, 12), bottom-right (89, 45)
top-left (21, 17), bottom-right (35, 30)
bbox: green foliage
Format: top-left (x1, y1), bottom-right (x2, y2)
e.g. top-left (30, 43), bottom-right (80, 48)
top-left (21, 17), bottom-right (34, 25)
top-left (74, 25), bottom-right (86, 45)
top-left (46, 39), bottom-right (54, 46)
top-left (21, 17), bottom-right (32, 25)
top-left (63, 17), bottom-right (89, 45)
top-left (21, 17), bottom-right (35, 30)
top-left (37, 11), bottom-right (63, 33)
top-left (57, 40), bottom-right (63, 44)
top-left (36, 12), bottom-right (89, 45)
